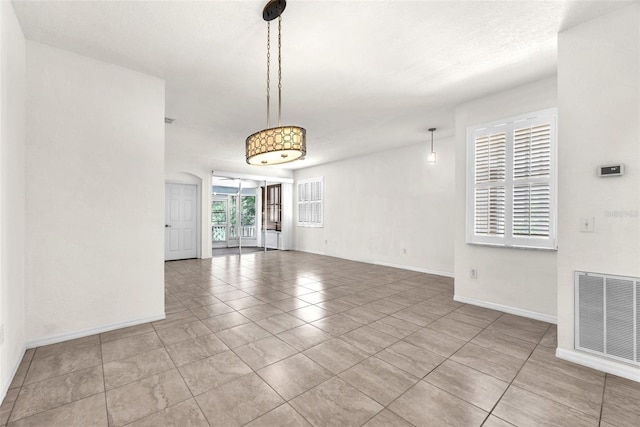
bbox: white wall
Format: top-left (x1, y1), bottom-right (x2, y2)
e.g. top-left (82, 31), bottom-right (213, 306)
top-left (556, 4), bottom-right (640, 376)
top-left (454, 77), bottom-right (558, 321)
top-left (165, 124), bottom-right (294, 258)
top-left (0, 0), bottom-right (26, 398)
top-left (25, 42), bottom-right (166, 344)
top-left (294, 138), bottom-right (455, 277)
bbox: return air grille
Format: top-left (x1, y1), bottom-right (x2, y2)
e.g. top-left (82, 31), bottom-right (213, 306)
top-left (575, 271), bottom-right (639, 366)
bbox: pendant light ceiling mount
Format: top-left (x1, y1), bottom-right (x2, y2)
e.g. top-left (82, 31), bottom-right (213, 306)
top-left (246, 0), bottom-right (306, 166)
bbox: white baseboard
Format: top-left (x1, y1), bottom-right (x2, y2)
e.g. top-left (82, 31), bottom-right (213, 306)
top-left (294, 249), bottom-right (454, 278)
top-left (453, 295), bottom-right (557, 324)
top-left (25, 313), bottom-right (166, 349)
top-left (556, 348), bottom-right (640, 382)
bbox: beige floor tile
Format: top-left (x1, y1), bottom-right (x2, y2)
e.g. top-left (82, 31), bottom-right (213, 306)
top-left (298, 292), bottom-right (330, 304)
top-left (601, 375), bottom-right (640, 427)
top-left (106, 369), bottom-right (191, 426)
top-left (100, 323), bottom-right (155, 343)
top-left (33, 336), bottom-right (100, 360)
top-left (452, 304), bottom-right (503, 324)
top-left (101, 332), bottom-right (163, 363)
top-left (238, 304), bottom-right (284, 321)
top-left (425, 360), bottom-right (508, 411)
top-left (201, 311), bottom-right (251, 333)
top-left (426, 317), bottom-right (483, 341)
top-left (341, 306), bottom-right (386, 324)
top-left (290, 305), bottom-right (332, 322)
top-left (389, 381), bottom-right (487, 426)
top-left (152, 311), bottom-right (199, 330)
top-left (404, 327), bottom-right (467, 358)
top-left (224, 295), bottom-right (265, 310)
top-left (539, 324), bottom-right (557, 348)
top-left (257, 313), bottom-right (306, 334)
top-left (363, 409), bottom-right (413, 426)
top-left (215, 289), bottom-right (251, 301)
top-left (126, 399), bottom-right (209, 427)
top-left (10, 365), bottom-right (104, 422)
top-left (8, 349), bottom-right (35, 390)
top-left (513, 360), bottom-right (604, 418)
top-left (178, 350), bottom-right (252, 395)
top-left (7, 394), bottom-right (108, 427)
top-left (369, 316), bottom-right (421, 339)
top-left (257, 354), bottom-right (333, 400)
top-left (451, 343), bottom-right (524, 382)
top-left (486, 315), bottom-right (548, 344)
top-left (482, 415), bottom-right (516, 426)
top-left (310, 314), bottom-right (364, 336)
top-left (528, 345), bottom-right (605, 385)
top-left (442, 310), bottom-right (494, 328)
top-left (255, 291), bottom-right (291, 303)
top-left (339, 357), bottom-right (419, 405)
top-left (493, 386), bottom-right (598, 427)
top-left (290, 377), bottom-right (383, 427)
top-left (215, 322), bottom-right (271, 348)
top-left (376, 341), bottom-right (445, 378)
top-left (391, 306), bottom-right (440, 327)
top-left (165, 333), bottom-right (229, 366)
top-left (1, 388), bottom-right (19, 425)
top-left (268, 297), bottom-right (312, 312)
top-left (23, 345), bottom-right (102, 385)
top-left (155, 320), bottom-right (211, 346)
top-left (341, 326), bottom-right (398, 355)
top-left (196, 373), bottom-right (283, 426)
top-left (277, 324), bottom-right (332, 351)
top-left (470, 329), bottom-right (536, 361)
top-left (303, 338), bottom-right (368, 374)
top-left (189, 302), bottom-right (235, 319)
top-left (103, 348), bottom-right (175, 390)
top-left (235, 336), bottom-right (298, 370)
top-left (316, 298), bottom-right (359, 313)
top-left (245, 403), bottom-right (312, 427)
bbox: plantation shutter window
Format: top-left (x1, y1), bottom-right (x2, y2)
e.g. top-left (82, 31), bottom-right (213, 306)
top-left (467, 108), bottom-right (557, 249)
top-left (297, 177), bottom-right (323, 227)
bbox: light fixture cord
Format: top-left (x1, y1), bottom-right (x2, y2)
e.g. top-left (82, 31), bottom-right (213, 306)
top-left (266, 21), bottom-right (271, 128)
top-left (278, 15), bottom-right (282, 127)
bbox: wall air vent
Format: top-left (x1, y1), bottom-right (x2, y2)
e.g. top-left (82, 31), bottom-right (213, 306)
top-left (575, 271), bottom-right (639, 366)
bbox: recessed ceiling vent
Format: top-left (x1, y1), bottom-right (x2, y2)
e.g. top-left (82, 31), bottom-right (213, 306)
top-left (575, 271), bottom-right (640, 366)
top-left (164, 117), bottom-right (175, 124)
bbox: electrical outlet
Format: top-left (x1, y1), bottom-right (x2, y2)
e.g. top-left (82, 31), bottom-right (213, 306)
top-left (580, 217), bottom-right (594, 233)
top-left (470, 269), bottom-right (477, 279)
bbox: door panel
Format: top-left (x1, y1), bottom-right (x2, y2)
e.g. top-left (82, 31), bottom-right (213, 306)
top-left (165, 183), bottom-right (198, 260)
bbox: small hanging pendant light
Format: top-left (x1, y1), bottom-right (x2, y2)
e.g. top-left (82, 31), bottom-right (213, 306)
top-left (427, 127), bottom-right (437, 164)
top-left (246, 0), bottom-right (306, 166)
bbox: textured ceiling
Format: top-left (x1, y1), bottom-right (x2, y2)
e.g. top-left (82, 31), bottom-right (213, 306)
top-left (12, 0), bottom-right (635, 170)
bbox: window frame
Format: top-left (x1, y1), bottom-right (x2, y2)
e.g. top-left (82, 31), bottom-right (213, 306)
top-left (466, 108), bottom-right (558, 250)
top-left (297, 177), bottom-right (324, 228)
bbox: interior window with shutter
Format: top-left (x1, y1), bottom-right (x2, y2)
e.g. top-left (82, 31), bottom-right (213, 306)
top-left (297, 177), bottom-right (323, 227)
top-left (467, 108), bottom-right (557, 249)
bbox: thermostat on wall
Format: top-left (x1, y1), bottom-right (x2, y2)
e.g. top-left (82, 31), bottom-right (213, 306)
top-left (598, 164), bottom-right (624, 177)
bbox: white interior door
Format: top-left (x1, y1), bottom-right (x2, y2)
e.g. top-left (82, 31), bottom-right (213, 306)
top-left (165, 183), bottom-right (198, 260)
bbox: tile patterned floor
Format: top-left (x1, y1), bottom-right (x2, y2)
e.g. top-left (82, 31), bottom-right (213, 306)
top-left (2, 251), bottom-right (640, 426)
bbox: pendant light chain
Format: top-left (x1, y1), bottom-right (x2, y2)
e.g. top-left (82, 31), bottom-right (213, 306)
top-left (278, 15), bottom-right (282, 127)
top-left (266, 21), bottom-right (271, 128)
